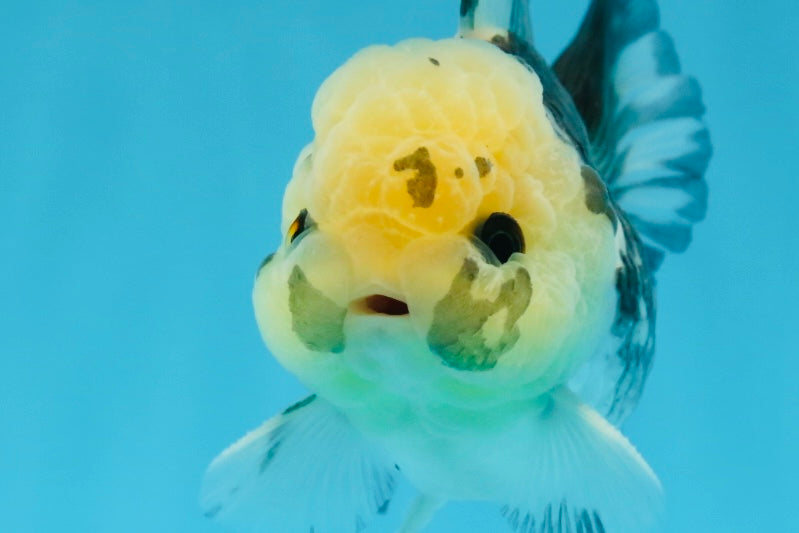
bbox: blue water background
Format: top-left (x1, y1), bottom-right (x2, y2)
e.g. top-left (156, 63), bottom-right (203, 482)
top-left (2, 1), bottom-right (796, 531)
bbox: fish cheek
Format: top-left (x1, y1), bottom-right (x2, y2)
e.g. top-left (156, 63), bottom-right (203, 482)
top-left (426, 258), bottom-right (533, 371)
top-left (288, 265), bottom-right (347, 353)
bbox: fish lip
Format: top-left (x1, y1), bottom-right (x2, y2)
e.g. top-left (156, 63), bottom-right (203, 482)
top-left (350, 294), bottom-right (410, 317)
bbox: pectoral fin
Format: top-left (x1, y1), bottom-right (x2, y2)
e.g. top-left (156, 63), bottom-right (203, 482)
top-left (201, 395), bottom-right (397, 532)
top-left (502, 388), bottom-right (662, 532)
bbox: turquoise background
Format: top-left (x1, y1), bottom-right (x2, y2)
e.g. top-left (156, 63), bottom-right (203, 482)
top-left (2, 1), bottom-right (796, 531)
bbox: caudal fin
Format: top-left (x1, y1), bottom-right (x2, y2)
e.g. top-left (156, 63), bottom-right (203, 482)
top-left (554, 0), bottom-right (711, 270)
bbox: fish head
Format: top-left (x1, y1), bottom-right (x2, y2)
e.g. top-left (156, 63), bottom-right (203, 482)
top-left (253, 38), bottom-right (619, 400)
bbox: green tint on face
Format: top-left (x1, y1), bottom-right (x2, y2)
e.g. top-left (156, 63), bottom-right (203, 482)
top-left (427, 258), bottom-right (533, 371)
top-left (288, 266), bottom-right (347, 353)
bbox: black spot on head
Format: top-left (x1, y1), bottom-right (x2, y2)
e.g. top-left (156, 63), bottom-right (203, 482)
top-left (454, 167), bottom-right (463, 178)
top-left (394, 146), bottom-right (438, 208)
top-left (475, 157), bottom-right (492, 177)
top-left (428, 57), bottom-right (439, 66)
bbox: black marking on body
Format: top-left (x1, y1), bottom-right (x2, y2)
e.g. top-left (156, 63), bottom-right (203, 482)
top-left (606, 216), bottom-right (656, 422)
top-left (475, 156), bottom-right (492, 177)
top-left (394, 147), bottom-right (437, 208)
top-left (428, 57), bottom-right (440, 66)
top-left (454, 167), bottom-right (463, 178)
top-left (282, 394), bottom-right (317, 415)
top-left (257, 252), bottom-right (275, 276)
top-left (427, 258), bottom-right (532, 370)
top-left (288, 266), bottom-right (347, 353)
top-left (581, 165), bottom-right (617, 228)
top-left (488, 32), bottom-right (591, 161)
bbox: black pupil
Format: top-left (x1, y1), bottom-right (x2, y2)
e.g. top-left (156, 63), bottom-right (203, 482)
top-left (478, 213), bottom-right (525, 264)
top-left (290, 209), bottom-right (308, 243)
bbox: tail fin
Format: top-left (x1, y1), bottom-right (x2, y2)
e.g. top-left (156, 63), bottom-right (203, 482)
top-left (554, 0), bottom-right (711, 270)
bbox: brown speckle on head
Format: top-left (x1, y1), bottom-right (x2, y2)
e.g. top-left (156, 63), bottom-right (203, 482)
top-left (454, 167), bottom-right (463, 179)
top-left (475, 157), bottom-right (492, 178)
top-left (394, 146), bottom-right (438, 208)
top-left (428, 57), bottom-right (440, 66)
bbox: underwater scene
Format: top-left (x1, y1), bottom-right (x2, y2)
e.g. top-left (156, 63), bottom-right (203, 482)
top-left (1, 1), bottom-right (796, 532)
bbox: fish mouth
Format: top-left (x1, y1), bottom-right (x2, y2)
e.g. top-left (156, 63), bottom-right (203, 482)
top-left (351, 294), bottom-right (410, 316)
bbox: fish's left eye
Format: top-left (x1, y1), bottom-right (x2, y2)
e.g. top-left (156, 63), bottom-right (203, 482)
top-left (288, 209), bottom-right (310, 244)
top-left (476, 213), bottom-right (525, 264)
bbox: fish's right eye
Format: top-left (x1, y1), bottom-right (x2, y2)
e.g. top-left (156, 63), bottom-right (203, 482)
top-left (287, 209), bottom-right (310, 244)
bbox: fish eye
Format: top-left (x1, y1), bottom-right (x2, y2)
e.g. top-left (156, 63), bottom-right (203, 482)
top-left (476, 213), bottom-right (525, 264)
top-left (288, 209), bottom-right (310, 244)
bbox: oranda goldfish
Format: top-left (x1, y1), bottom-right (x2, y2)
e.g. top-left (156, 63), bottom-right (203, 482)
top-left (202, 1), bottom-right (710, 531)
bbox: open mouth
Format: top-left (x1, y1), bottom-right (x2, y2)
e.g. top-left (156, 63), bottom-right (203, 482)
top-left (352, 295), bottom-right (410, 316)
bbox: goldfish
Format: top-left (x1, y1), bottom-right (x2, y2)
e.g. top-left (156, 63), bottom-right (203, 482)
top-left (201, 0), bottom-right (710, 531)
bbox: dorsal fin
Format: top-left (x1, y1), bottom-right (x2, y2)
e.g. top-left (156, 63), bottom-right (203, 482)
top-left (458, 0), bottom-right (533, 45)
top-left (554, 0), bottom-right (711, 270)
